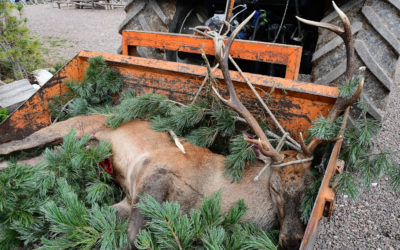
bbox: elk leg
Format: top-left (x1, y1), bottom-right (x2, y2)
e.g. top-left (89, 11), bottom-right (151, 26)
top-left (112, 197), bottom-right (132, 220)
top-left (0, 115), bottom-right (106, 155)
top-left (128, 169), bottom-right (170, 245)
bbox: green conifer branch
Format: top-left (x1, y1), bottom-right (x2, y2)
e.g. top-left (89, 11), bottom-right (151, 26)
top-left (134, 192), bottom-right (277, 249)
top-left (0, 131), bottom-right (127, 249)
top-left (50, 56), bottom-right (123, 122)
top-left (224, 136), bottom-right (257, 182)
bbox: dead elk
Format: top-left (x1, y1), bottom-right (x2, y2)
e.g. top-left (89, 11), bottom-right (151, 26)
top-left (0, 117), bottom-right (315, 249)
top-left (0, 2), bottom-right (362, 249)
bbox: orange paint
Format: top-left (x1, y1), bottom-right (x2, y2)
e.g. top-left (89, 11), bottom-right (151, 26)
top-left (122, 30), bottom-right (302, 80)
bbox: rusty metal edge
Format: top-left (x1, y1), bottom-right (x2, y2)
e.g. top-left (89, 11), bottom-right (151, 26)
top-left (300, 108), bottom-right (350, 249)
top-left (1, 53), bottom-right (80, 119)
top-left (0, 51), bottom-right (339, 144)
top-left (121, 30), bottom-right (303, 80)
top-left (78, 50), bottom-right (339, 99)
top-left (0, 54), bottom-right (84, 144)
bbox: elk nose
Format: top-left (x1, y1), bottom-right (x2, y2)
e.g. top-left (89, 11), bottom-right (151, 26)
top-left (280, 233), bottom-right (302, 250)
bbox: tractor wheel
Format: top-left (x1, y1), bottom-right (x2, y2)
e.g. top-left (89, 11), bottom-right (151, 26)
top-left (118, 0), bottom-right (177, 59)
top-left (165, 5), bottom-right (209, 64)
top-left (311, 0), bottom-right (400, 122)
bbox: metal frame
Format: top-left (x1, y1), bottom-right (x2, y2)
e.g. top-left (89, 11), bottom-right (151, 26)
top-left (121, 30), bottom-right (303, 80)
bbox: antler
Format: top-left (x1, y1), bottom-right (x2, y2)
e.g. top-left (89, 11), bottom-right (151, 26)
top-left (212, 12), bottom-right (284, 163)
top-left (296, 1), bottom-right (354, 81)
top-left (296, 1), bottom-right (364, 156)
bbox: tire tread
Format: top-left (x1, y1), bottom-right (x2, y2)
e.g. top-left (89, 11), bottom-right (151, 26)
top-left (312, 0), bottom-right (400, 121)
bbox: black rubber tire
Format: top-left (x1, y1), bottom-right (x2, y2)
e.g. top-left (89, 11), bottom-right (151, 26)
top-left (311, 0), bottom-right (400, 122)
top-left (166, 5), bottom-right (209, 63)
top-left (118, 0), bottom-right (177, 59)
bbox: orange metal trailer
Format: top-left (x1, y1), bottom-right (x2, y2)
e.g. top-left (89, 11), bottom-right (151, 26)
top-left (0, 30), bottom-right (345, 249)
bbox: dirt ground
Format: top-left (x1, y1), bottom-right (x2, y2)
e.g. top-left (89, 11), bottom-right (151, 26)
top-left (23, 3), bottom-right (400, 249)
top-left (23, 3), bottom-right (124, 66)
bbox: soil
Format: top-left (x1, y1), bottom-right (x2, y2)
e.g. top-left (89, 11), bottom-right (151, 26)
top-left (22, 3), bottom-right (400, 249)
top-left (22, 3), bottom-right (124, 66)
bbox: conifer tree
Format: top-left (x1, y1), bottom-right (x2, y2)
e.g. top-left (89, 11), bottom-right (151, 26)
top-left (0, 2), bottom-right (42, 80)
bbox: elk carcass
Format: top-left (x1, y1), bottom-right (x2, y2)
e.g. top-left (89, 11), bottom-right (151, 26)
top-left (0, 2), bottom-right (360, 249)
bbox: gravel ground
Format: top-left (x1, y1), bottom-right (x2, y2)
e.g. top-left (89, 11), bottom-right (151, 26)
top-left (22, 4), bottom-right (400, 249)
top-left (314, 71), bottom-right (400, 248)
top-left (22, 3), bottom-right (124, 66)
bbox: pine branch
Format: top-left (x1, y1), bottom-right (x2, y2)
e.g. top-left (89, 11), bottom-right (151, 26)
top-left (389, 163), bottom-right (400, 191)
top-left (334, 171), bottom-right (359, 199)
top-left (300, 173), bottom-right (321, 223)
top-left (308, 116), bottom-right (342, 140)
top-left (134, 192), bottom-right (276, 249)
top-left (224, 136), bottom-right (257, 182)
top-left (339, 78), bottom-right (360, 99)
top-left (0, 130), bottom-right (125, 249)
top-left (186, 126), bottom-right (218, 148)
top-left (50, 56), bottom-right (123, 123)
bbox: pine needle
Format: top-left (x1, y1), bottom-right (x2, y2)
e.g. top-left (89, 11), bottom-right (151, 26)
top-left (389, 163), bottom-right (400, 192)
top-left (50, 56), bottom-right (123, 123)
top-left (308, 116), bottom-right (341, 140)
top-left (186, 126), bottom-right (218, 148)
top-left (339, 78), bottom-right (360, 99)
top-left (134, 192), bottom-right (276, 249)
top-left (0, 131), bottom-right (127, 249)
top-left (334, 172), bottom-right (359, 199)
top-left (224, 136), bottom-right (257, 182)
top-left (300, 174), bottom-right (321, 223)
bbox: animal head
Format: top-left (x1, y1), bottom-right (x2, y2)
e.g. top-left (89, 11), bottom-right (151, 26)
top-left (269, 150), bottom-right (314, 250)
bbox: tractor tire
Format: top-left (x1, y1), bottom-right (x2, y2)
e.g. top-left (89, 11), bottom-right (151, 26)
top-left (311, 0), bottom-right (400, 122)
top-left (118, 0), bottom-right (177, 59)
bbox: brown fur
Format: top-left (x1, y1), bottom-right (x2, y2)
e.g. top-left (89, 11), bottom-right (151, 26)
top-left (94, 120), bottom-right (314, 249)
top-left (0, 115), bottom-right (314, 249)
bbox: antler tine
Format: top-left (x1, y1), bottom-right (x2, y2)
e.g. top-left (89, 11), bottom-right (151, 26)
top-left (300, 67), bottom-right (365, 156)
top-left (297, 1), bottom-right (354, 80)
top-left (298, 2), bottom-right (362, 156)
top-left (225, 11), bottom-right (255, 53)
top-left (327, 67), bottom-right (365, 121)
top-left (332, 1), bottom-right (354, 80)
top-left (212, 11), bottom-right (284, 163)
top-left (299, 132), bottom-right (311, 156)
top-left (295, 16), bottom-right (344, 35)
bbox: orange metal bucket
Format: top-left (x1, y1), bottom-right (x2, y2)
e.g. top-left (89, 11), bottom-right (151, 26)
top-left (0, 31), bottom-right (344, 249)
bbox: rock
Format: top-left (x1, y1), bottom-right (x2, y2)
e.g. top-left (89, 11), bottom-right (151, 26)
top-left (372, 182), bottom-right (378, 187)
top-left (32, 69), bottom-right (53, 86)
